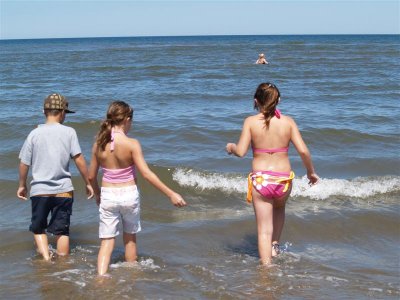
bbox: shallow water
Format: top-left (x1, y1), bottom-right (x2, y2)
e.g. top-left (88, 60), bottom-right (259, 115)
top-left (0, 35), bottom-right (399, 299)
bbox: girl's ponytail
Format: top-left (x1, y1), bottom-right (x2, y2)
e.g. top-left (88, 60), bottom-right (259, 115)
top-left (96, 119), bottom-right (113, 151)
top-left (254, 82), bottom-right (280, 128)
top-left (95, 101), bottom-right (133, 151)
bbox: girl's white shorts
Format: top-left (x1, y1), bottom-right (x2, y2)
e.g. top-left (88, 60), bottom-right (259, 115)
top-left (99, 185), bottom-right (141, 238)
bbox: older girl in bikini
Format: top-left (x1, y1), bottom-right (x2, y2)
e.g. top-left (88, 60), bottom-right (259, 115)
top-left (226, 82), bottom-right (319, 265)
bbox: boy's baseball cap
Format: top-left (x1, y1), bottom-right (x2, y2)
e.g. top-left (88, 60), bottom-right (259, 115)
top-left (43, 93), bottom-right (75, 113)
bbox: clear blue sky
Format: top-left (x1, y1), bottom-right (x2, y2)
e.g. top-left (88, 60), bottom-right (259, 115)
top-left (0, 0), bottom-right (399, 39)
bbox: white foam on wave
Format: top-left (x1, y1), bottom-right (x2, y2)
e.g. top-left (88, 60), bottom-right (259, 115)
top-left (51, 269), bottom-right (83, 276)
top-left (49, 269), bottom-right (87, 287)
top-left (110, 257), bottom-right (161, 270)
top-left (173, 168), bottom-right (246, 194)
top-left (173, 168), bottom-right (400, 200)
top-left (292, 175), bottom-right (400, 200)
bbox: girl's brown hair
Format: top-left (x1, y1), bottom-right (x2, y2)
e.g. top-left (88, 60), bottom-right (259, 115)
top-left (96, 101), bottom-right (133, 151)
top-left (253, 82), bottom-right (281, 127)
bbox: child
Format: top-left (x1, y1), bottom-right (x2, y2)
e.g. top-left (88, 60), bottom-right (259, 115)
top-left (17, 93), bottom-right (94, 261)
top-left (226, 83), bottom-right (319, 265)
top-left (88, 101), bottom-right (186, 276)
top-left (255, 53), bottom-right (269, 64)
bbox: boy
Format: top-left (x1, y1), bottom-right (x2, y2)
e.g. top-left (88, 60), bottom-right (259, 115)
top-left (17, 93), bottom-right (94, 261)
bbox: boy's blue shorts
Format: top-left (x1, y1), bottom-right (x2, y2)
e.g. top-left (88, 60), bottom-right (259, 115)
top-left (30, 196), bottom-right (74, 236)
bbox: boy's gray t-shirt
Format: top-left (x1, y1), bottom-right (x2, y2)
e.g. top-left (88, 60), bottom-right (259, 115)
top-left (19, 123), bottom-right (82, 196)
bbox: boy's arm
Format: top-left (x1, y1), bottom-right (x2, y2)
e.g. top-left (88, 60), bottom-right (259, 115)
top-left (73, 153), bottom-right (94, 199)
top-left (17, 162), bottom-right (29, 200)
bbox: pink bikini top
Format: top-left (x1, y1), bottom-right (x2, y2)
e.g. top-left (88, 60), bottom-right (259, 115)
top-left (252, 109), bottom-right (289, 154)
top-left (252, 147), bottom-right (289, 154)
top-left (102, 165), bottom-right (136, 183)
top-left (102, 128), bottom-right (136, 183)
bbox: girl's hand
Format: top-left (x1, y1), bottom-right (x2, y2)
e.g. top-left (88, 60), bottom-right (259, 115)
top-left (226, 143), bottom-right (236, 155)
top-left (307, 172), bottom-right (320, 185)
top-left (170, 192), bottom-right (187, 208)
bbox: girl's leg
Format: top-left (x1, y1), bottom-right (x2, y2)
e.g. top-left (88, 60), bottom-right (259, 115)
top-left (272, 205), bottom-right (285, 257)
top-left (252, 190), bottom-right (274, 265)
top-left (98, 238), bottom-right (115, 275)
top-left (271, 188), bottom-right (291, 256)
top-left (56, 235), bottom-right (69, 256)
top-left (123, 232), bottom-right (137, 263)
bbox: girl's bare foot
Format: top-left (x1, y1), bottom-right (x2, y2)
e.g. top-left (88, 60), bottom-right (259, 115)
top-left (272, 242), bottom-right (280, 257)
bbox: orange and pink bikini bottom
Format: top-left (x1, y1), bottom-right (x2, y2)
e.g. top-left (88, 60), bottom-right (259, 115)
top-left (247, 170), bottom-right (295, 203)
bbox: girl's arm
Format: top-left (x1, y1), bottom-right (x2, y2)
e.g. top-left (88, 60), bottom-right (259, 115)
top-left (131, 139), bottom-right (186, 207)
top-left (226, 117), bottom-right (252, 158)
top-left (289, 118), bottom-right (319, 184)
top-left (88, 144), bottom-right (101, 205)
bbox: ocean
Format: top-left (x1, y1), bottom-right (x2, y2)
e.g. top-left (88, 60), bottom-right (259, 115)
top-left (0, 34), bottom-right (399, 299)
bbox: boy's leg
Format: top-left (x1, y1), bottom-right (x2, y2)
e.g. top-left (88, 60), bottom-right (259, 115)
top-left (30, 196), bottom-right (51, 260)
top-left (34, 233), bottom-right (51, 261)
top-left (56, 235), bottom-right (70, 256)
top-left (98, 238), bottom-right (115, 275)
top-left (47, 196), bottom-right (73, 256)
top-left (123, 232), bottom-right (137, 262)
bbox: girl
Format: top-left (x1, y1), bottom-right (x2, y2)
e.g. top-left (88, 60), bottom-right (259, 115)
top-left (226, 83), bottom-right (319, 265)
top-left (89, 101), bottom-right (186, 275)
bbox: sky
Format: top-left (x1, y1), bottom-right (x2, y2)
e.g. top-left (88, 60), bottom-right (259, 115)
top-left (0, 0), bottom-right (399, 39)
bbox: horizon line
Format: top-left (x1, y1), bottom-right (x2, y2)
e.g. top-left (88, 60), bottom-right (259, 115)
top-left (1, 33), bottom-right (399, 42)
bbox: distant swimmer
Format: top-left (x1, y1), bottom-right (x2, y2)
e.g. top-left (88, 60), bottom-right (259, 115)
top-left (255, 53), bottom-right (268, 64)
